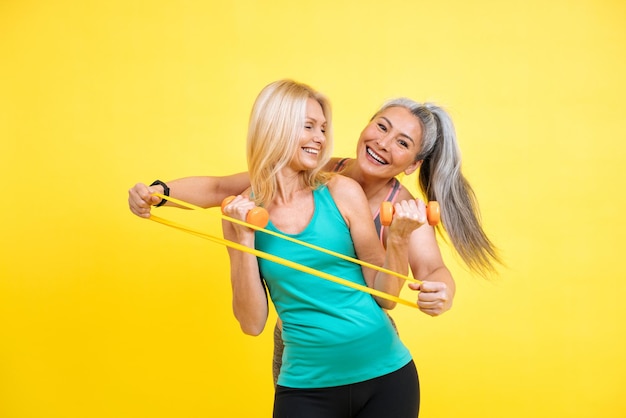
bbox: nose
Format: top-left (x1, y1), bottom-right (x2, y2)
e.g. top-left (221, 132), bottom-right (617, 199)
top-left (376, 133), bottom-right (391, 149)
top-left (313, 128), bottom-right (325, 143)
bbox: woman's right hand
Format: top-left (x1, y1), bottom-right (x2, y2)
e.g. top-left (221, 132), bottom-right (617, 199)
top-left (221, 195), bottom-right (258, 244)
top-left (128, 182), bottom-right (162, 218)
top-left (387, 199), bottom-right (427, 240)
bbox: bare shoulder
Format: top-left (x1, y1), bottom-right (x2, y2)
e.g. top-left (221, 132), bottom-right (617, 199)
top-left (326, 174), bottom-right (369, 222)
top-left (327, 174), bottom-right (365, 201)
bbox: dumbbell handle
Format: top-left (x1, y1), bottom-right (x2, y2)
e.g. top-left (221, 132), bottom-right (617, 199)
top-left (380, 201), bottom-right (440, 227)
top-left (221, 196), bottom-right (270, 228)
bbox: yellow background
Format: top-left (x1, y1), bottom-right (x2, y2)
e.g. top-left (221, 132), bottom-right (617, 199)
top-left (1, 1), bottom-right (625, 417)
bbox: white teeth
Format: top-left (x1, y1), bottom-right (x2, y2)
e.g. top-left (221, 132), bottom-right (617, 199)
top-left (303, 147), bottom-right (319, 155)
top-left (366, 147), bottom-right (387, 164)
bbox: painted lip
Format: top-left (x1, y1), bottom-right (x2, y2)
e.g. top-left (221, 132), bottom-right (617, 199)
top-left (366, 146), bottom-right (388, 165)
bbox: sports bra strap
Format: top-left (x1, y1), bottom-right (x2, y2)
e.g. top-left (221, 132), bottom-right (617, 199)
top-left (373, 178), bottom-right (402, 243)
top-left (331, 158), bottom-right (350, 173)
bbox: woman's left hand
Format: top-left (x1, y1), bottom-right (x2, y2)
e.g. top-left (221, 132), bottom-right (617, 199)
top-left (408, 281), bottom-right (453, 316)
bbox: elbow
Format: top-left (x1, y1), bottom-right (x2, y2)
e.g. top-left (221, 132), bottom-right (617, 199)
top-left (232, 297), bottom-right (268, 336)
top-left (240, 322), bottom-right (265, 336)
top-left (384, 301), bottom-right (398, 310)
top-left (376, 297), bottom-right (398, 311)
top-left (235, 312), bottom-right (266, 336)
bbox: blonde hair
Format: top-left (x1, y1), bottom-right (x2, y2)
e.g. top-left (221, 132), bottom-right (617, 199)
top-left (247, 79), bottom-right (333, 206)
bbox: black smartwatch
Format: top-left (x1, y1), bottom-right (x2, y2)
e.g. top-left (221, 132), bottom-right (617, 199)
top-left (150, 180), bottom-right (170, 207)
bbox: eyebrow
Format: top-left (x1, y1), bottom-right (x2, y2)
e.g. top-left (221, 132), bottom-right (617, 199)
top-left (380, 116), bottom-right (415, 145)
top-left (306, 116), bottom-right (327, 126)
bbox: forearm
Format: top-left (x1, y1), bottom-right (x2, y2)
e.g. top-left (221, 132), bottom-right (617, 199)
top-left (160, 173), bottom-right (250, 208)
top-left (228, 247), bottom-right (269, 336)
top-left (372, 235), bottom-right (410, 309)
top-left (407, 227), bottom-right (456, 315)
top-left (165, 176), bottom-right (221, 208)
top-left (420, 265), bottom-right (456, 299)
top-left (223, 219), bottom-right (268, 336)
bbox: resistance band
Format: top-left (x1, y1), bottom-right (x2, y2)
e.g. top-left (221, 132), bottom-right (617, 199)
top-left (149, 193), bottom-right (420, 308)
top-left (155, 193), bottom-right (418, 284)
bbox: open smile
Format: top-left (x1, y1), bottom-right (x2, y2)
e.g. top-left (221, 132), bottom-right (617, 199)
top-left (366, 147), bottom-right (388, 165)
top-left (303, 147), bottom-right (320, 155)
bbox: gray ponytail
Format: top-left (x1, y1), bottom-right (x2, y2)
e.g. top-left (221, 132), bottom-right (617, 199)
top-left (376, 99), bottom-right (502, 276)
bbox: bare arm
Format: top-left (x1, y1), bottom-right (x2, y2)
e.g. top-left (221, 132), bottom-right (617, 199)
top-left (406, 225), bottom-right (456, 316)
top-left (388, 187), bottom-right (456, 316)
top-left (330, 176), bottom-right (423, 310)
top-left (221, 195), bottom-right (269, 336)
top-left (128, 172), bottom-right (251, 218)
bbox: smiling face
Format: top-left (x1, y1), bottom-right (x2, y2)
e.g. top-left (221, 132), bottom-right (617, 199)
top-left (288, 98), bottom-right (327, 172)
top-left (355, 106), bottom-right (423, 178)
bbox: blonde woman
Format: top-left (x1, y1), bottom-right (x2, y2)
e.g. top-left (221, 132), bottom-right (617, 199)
top-left (223, 79), bottom-right (422, 416)
top-left (129, 81), bottom-right (501, 414)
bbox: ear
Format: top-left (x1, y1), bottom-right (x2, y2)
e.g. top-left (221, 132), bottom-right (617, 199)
top-left (404, 160), bottom-right (422, 176)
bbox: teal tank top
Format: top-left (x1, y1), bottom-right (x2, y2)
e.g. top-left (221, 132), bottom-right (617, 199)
top-left (255, 185), bottom-right (412, 388)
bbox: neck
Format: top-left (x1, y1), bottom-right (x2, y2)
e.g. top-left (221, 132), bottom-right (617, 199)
top-left (342, 159), bottom-right (395, 201)
top-left (274, 169), bottom-right (308, 204)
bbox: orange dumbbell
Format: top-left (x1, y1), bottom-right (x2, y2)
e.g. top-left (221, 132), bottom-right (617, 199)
top-left (380, 200), bottom-right (440, 227)
top-left (221, 196), bottom-right (270, 228)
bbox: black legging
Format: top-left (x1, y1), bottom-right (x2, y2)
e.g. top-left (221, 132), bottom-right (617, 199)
top-left (273, 360), bottom-right (419, 418)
